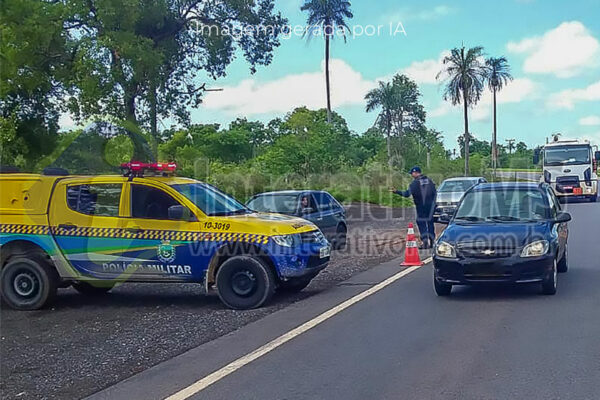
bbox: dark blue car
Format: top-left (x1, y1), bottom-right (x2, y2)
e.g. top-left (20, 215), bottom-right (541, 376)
top-left (247, 190), bottom-right (347, 249)
top-left (433, 182), bottom-right (571, 296)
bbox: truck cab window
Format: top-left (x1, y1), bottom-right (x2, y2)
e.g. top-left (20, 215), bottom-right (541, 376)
top-left (66, 184), bottom-right (122, 217)
top-left (131, 184), bottom-right (181, 220)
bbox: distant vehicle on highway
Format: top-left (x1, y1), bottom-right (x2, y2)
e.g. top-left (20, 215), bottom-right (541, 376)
top-left (434, 177), bottom-right (487, 220)
top-left (534, 136), bottom-right (599, 202)
top-left (247, 190), bottom-right (347, 250)
top-left (433, 182), bottom-right (570, 296)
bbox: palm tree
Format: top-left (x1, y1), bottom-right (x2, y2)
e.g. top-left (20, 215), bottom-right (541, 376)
top-left (365, 81), bottom-right (397, 166)
top-left (485, 56), bottom-right (513, 173)
top-left (437, 46), bottom-right (487, 175)
top-left (301, 0), bottom-right (353, 124)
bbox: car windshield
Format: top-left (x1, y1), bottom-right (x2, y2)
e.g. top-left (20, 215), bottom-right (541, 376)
top-left (544, 146), bottom-right (590, 166)
top-left (247, 194), bottom-right (299, 214)
top-left (438, 179), bottom-right (478, 193)
top-left (454, 189), bottom-right (549, 222)
top-left (171, 183), bottom-right (250, 217)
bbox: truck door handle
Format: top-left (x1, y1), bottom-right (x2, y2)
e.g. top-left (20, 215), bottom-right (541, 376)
top-left (58, 224), bottom-right (77, 231)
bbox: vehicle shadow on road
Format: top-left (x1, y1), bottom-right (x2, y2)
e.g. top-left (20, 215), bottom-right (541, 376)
top-left (446, 283), bottom-right (549, 301)
top-left (42, 284), bottom-right (317, 312)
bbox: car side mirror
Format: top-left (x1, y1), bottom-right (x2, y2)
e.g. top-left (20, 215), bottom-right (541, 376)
top-left (301, 207), bottom-right (314, 215)
top-left (168, 205), bottom-right (194, 221)
top-left (555, 212), bottom-right (571, 223)
top-left (438, 213), bottom-right (451, 224)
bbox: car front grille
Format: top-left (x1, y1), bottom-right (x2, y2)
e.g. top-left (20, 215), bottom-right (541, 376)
top-left (457, 243), bottom-right (517, 259)
top-left (300, 230), bottom-right (325, 244)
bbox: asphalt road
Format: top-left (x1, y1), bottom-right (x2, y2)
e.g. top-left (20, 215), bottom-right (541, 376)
top-left (92, 200), bottom-right (599, 400)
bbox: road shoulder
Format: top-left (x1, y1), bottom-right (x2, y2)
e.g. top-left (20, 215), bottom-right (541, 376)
top-left (87, 256), bottom-right (429, 400)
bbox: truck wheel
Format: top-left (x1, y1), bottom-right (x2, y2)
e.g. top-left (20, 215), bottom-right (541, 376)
top-left (279, 277), bottom-right (313, 293)
top-left (0, 255), bottom-right (58, 310)
top-left (590, 194), bottom-right (597, 203)
top-left (72, 281), bottom-right (114, 296)
top-left (541, 259), bottom-right (558, 295)
top-left (216, 256), bottom-right (275, 310)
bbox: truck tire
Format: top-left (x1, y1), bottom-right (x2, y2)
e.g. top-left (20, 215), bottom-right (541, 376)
top-left (590, 194), bottom-right (597, 203)
top-left (1, 255), bottom-right (59, 310)
top-left (216, 256), bottom-right (275, 310)
top-left (72, 281), bottom-right (114, 296)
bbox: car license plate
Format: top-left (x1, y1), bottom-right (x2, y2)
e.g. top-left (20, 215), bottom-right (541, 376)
top-left (320, 245), bottom-right (331, 259)
top-left (573, 187), bottom-right (583, 195)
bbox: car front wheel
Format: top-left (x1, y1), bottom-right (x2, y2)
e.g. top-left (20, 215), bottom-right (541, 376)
top-left (541, 259), bottom-right (558, 295)
top-left (216, 256), bottom-right (275, 310)
top-left (433, 272), bottom-right (452, 296)
top-left (557, 244), bottom-right (568, 273)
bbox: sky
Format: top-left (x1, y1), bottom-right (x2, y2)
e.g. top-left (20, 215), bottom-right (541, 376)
top-left (61, 0), bottom-right (600, 152)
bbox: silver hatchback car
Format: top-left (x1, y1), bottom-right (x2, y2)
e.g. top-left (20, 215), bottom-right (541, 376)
top-left (434, 177), bottom-right (487, 220)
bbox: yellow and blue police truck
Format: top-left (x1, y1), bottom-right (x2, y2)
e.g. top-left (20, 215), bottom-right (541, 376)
top-left (0, 163), bottom-right (331, 310)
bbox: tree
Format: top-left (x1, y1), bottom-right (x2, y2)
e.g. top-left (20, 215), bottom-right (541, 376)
top-left (365, 81), bottom-right (396, 166)
top-left (61, 0), bottom-right (286, 159)
top-left (437, 46), bottom-right (487, 175)
top-left (485, 56), bottom-right (513, 172)
top-left (0, 0), bottom-right (71, 169)
top-left (365, 74), bottom-right (425, 167)
top-left (301, 0), bottom-right (353, 124)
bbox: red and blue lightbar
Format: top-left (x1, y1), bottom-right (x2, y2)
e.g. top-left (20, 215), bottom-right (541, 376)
top-left (120, 161), bottom-right (177, 176)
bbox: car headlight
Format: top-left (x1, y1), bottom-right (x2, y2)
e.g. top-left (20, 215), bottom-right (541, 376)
top-left (272, 234), bottom-right (297, 248)
top-left (435, 241), bottom-right (456, 258)
top-left (520, 240), bottom-right (549, 257)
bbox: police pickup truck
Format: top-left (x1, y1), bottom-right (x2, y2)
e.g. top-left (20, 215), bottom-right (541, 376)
top-left (0, 163), bottom-right (331, 310)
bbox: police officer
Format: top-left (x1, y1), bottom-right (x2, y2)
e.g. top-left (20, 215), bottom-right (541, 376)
top-left (390, 166), bottom-right (437, 249)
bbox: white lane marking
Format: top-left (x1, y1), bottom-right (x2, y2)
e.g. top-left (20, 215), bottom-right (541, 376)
top-left (166, 257), bottom-right (432, 400)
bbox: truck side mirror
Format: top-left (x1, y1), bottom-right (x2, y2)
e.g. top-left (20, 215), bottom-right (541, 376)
top-left (595, 151), bottom-right (600, 162)
top-left (533, 149), bottom-right (540, 165)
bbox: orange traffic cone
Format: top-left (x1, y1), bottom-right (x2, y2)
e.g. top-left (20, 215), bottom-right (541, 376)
top-left (401, 223), bottom-right (423, 266)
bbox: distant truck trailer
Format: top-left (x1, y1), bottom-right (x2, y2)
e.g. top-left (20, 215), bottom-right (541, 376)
top-left (534, 137), bottom-right (600, 202)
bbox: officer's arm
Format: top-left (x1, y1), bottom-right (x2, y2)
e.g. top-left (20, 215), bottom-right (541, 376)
top-left (394, 186), bottom-right (411, 198)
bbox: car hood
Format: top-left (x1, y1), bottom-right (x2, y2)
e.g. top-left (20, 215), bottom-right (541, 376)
top-left (436, 191), bottom-right (464, 204)
top-left (216, 212), bottom-right (317, 236)
top-left (440, 221), bottom-right (550, 248)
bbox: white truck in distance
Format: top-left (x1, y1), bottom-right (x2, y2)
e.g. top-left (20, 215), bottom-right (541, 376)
top-left (535, 137), bottom-right (600, 202)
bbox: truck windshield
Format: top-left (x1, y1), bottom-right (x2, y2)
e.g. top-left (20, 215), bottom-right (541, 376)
top-left (171, 183), bottom-right (250, 217)
top-left (455, 189), bottom-right (549, 222)
top-left (545, 146), bottom-right (590, 166)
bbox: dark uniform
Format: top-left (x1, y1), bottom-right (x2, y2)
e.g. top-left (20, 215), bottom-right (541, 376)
top-left (395, 173), bottom-right (437, 248)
